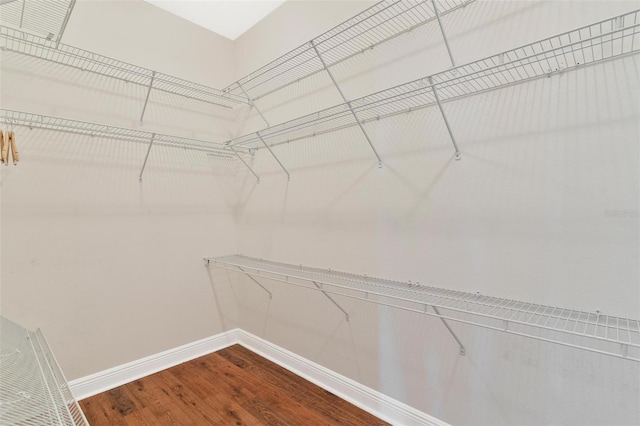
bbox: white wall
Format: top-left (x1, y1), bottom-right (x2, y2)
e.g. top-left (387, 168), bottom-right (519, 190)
top-left (227, 1), bottom-right (640, 425)
top-left (0, 0), bottom-right (244, 380)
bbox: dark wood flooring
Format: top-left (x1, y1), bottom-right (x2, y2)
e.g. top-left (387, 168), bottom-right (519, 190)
top-left (79, 344), bottom-right (389, 425)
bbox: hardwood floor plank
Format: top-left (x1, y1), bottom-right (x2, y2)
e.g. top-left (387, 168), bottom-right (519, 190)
top-left (79, 344), bottom-right (390, 425)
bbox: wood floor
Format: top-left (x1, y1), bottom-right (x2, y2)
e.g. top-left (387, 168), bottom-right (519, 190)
top-left (79, 344), bottom-right (389, 425)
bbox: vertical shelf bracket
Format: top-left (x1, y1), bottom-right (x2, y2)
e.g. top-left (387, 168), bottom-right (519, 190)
top-left (429, 76), bottom-right (461, 160)
top-left (432, 0), bottom-right (456, 67)
top-left (310, 40), bottom-right (382, 168)
top-left (139, 133), bottom-right (156, 182)
top-left (312, 280), bottom-right (349, 321)
top-left (227, 143), bottom-right (260, 183)
top-left (238, 266), bottom-right (272, 299)
top-left (431, 305), bottom-right (466, 355)
top-left (140, 71), bottom-right (156, 123)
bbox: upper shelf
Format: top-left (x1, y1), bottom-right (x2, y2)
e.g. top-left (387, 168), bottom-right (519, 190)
top-left (205, 255), bottom-right (640, 362)
top-left (0, 25), bottom-right (249, 109)
top-left (0, 109), bottom-right (250, 157)
top-left (0, 316), bottom-right (89, 425)
top-left (223, 0), bottom-right (474, 101)
top-left (227, 10), bottom-right (640, 150)
top-left (0, 0), bottom-right (75, 44)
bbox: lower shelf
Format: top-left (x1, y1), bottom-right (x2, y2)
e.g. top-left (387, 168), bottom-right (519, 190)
top-left (0, 316), bottom-right (88, 425)
top-left (205, 254), bottom-right (640, 362)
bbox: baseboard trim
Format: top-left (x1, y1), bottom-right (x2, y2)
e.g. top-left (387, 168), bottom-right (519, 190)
top-left (69, 329), bottom-right (239, 400)
top-left (69, 328), bottom-right (447, 426)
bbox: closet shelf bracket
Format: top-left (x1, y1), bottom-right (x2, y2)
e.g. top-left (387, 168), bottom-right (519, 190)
top-left (140, 71), bottom-right (156, 123)
top-left (237, 265), bottom-right (273, 299)
top-left (226, 142), bottom-right (260, 183)
top-left (432, 0), bottom-right (456, 67)
top-left (429, 76), bottom-right (461, 160)
top-left (432, 305), bottom-right (465, 355)
top-left (139, 133), bottom-right (156, 182)
top-left (310, 40), bottom-right (382, 168)
top-left (312, 280), bottom-right (350, 321)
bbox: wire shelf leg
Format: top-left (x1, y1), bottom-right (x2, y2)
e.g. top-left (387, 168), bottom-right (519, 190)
top-left (238, 266), bottom-right (272, 299)
top-left (310, 40), bottom-right (383, 168)
top-left (140, 71), bottom-right (156, 123)
top-left (432, 305), bottom-right (466, 355)
top-left (139, 133), bottom-right (155, 182)
top-left (312, 281), bottom-right (349, 321)
top-left (429, 77), bottom-right (461, 160)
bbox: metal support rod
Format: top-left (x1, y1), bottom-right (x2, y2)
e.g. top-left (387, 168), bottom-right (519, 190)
top-left (228, 144), bottom-right (260, 183)
top-left (55, 0), bottom-right (77, 48)
top-left (256, 132), bottom-right (290, 180)
top-left (238, 266), bottom-right (272, 299)
top-left (432, 305), bottom-right (466, 355)
top-left (312, 281), bottom-right (349, 321)
top-left (429, 76), bottom-right (461, 160)
top-left (432, 0), bottom-right (456, 67)
top-left (310, 40), bottom-right (382, 167)
top-left (237, 83), bottom-right (289, 179)
top-left (238, 83), bottom-right (270, 126)
top-left (139, 133), bottom-right (155, 182)
top-left (140, 71), bottom-right (156, 123)
top-left (18, 0), bottom-right (25, 28)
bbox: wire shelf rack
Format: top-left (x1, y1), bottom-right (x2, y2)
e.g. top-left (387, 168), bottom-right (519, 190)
top-left (227, 10), bottom-right (640, 150)
top-left (206, 255), bottom-right (640, 361)
top-left (0, 0), bottom-right (75, 44)
top-left (223, 0), bottom-right (474, 101)
top-left (0, 26), bottom-right (249, 109)
top-left (0, 316), bottom-right (89, 426)
top-left (0, 109), bottom-right (250, 157)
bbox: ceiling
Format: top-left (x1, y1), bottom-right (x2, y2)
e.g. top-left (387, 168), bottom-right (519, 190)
top-left (144, 0), bottom-right (286, 41)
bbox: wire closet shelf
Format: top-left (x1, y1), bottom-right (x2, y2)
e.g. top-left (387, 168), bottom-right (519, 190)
top-left (0, 109), bottom-right (250, 157)
top-left (0, 0), bottom-right (75, 44)
top-left (227, 10), bottom-right (640, 150)
top-left (0, 316), bottom-right (89, 426)
top-left (0, 26), bottom-right (248, 109)
top-left (224, 0), bottom-right (474, 101)
top-left (205, 255), bottom-right (640, 362)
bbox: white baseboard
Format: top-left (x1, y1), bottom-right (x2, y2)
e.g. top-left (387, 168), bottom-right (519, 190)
top-left (69, 329), bottom-right (239, 400)
top-left (70, 328), bottom-right (447, 426)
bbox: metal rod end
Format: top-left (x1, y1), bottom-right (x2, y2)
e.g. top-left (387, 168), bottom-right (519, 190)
top-left (459, 347), bottom-right (466, 356)
top-left (377, 161), bottom-right (383, 169)
top-left (455, 152), bottom-right (462, 161)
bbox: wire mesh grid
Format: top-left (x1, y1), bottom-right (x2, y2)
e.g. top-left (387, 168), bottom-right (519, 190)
top-left (0, 0), bottom-right (73, 42)
top-left (206, 255), bottom-right (640, 361)
top-left (0, 316), bottom-right (88, 425)
top-left (0, 109), bottom-right (249, 158)
top-left (0, 26), bottom-right (248, 109)
top-left (227, 10), bottom-right (640, 151)
top-left (224, 0), bottom-right (474, 101)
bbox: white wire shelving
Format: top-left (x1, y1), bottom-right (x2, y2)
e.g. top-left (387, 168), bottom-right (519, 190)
top-left (224, 0), bottom-right (474, 101)
top-left (0, 109), bottom-right (256, 180)
top-left (0, 0), bottom-right (76, 45)
top-left (0, 26), bottom-right (249, 111)
top-left (226, 10), bottom-right (640, 151)
top-left (205, 255), bottom-right (640, 362)
top-left (0, 109), bottom-right (249, 156)
top-left (0, 316), bottom-right (89, 426)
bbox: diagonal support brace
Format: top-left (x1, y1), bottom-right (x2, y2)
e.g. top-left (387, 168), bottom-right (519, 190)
top-left (237, 83), bottom-right (290, 179)
top-left (256, 132), bottom-right (290, 180)
top-left (310, 40), bottom-right (382, 168)
top-left (238, 266), bottom-right (272, 299)
top-left (429, 76), bottom-right (461, 160)
top-left (312, 281), bottom-right (349, 321)
top-left (140, 71), bottom-right (156, 123)
top-left (227, 143), bottom-right (260, 183)
top-left (431, 305), bottom-right (466, 355)
top-left (432, 0), bottom-right (456, 67)
top-left (139, 133), bottom-right (156, 182)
